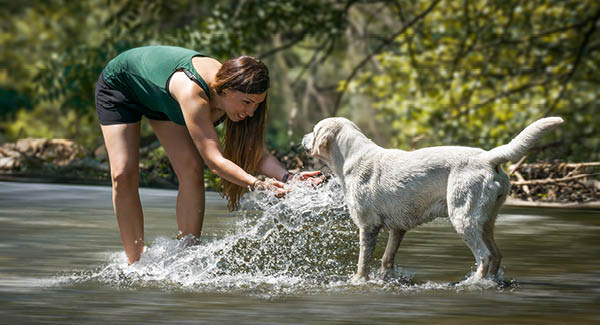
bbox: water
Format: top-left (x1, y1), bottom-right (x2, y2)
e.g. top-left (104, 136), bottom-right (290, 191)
top-left (1, 180), bottom-right (599, 324)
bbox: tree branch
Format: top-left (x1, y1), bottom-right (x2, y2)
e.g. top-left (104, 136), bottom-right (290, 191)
top-left (291, 37), bottom-right (334, 87)
top-left (331, 0), bottom-right (442, 116)
top-left (518, 162), bottom-right (600, 169)
top-left (461, 75), bottom-right (558, 113)
top-left (473, 16), bottom-right (597, 52)
top-left (259, 32), bottom-right (308, 59)
top-left (512, 173), bottom-right (600, 185)
top-left (544, 8), bottom-right (600, 116)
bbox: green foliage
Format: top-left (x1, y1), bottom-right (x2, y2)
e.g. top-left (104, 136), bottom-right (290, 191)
top-left (0, 0), bottom-right (348, 146)
top-left (0, 89), bottom-right (31, 118)
top-left (142, 147), bottom-right (172, 179)
top-left (349, 0), bottom-right (599, 161)
top-left (139, 145), bottom-right (222, 190)
top-left (0, 0), bottom-right (598, 170)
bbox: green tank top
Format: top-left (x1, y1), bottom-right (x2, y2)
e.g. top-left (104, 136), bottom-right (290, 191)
top-left (102, 45), bottom-right (211, 125)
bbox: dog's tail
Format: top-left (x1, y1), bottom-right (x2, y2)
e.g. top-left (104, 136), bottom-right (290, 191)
top-left (477, 117), bottom-right (564, 165)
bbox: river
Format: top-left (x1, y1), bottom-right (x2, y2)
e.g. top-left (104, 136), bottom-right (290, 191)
top-left (0, 180), bottom-right (598, 324)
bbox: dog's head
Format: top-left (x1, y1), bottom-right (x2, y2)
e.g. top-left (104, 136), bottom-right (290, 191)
top-left (302, 117), bottom-right (357, 160)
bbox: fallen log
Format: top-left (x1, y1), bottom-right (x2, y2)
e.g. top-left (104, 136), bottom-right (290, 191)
top-left (519, 162), bottom-right (600, 169)
top-left (507, 160), bottom-right (600, 205)
top-left (512, 173), bottom-right (600, 185)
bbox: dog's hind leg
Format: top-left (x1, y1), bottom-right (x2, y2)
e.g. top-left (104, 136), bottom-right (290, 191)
top-left (353, 226), bottom-right (381, 281)
top-left (483, 200), bottom-right (505, 278)
top-left (379, 228), bottom-right (406, 279)
top-left (448, 168), bottom-right (506, 281)
top-left (461, 226), bottom-right (493, 281)
top-left (449, 203), bottom-right (496, 281)
top-left (483, 221), bottom-right (502, 278)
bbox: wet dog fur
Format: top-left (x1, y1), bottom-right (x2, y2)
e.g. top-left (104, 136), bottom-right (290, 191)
top-left (302, 117), bottom-right (563, 281)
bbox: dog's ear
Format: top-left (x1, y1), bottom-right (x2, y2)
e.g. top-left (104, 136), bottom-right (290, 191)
top-left (312, 126), bottom-right (335, 157)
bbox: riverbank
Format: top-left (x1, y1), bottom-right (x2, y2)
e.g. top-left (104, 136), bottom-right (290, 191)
top-left (1, 138), bottom-right (599, 210)
top-left (3, 174), bottom-right (598, 210)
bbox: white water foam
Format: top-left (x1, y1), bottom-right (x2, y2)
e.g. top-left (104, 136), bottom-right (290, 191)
top-left (50, 177), bottom-right (511, 296)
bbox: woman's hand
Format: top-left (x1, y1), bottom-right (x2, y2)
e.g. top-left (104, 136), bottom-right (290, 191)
top-left (253, 178), bottom-right (289, 197)
top-left (291, 171), bottom-right (325, 186)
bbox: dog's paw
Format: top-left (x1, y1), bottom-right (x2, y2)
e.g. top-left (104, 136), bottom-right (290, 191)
top-left (350, 273), bottom-right (368, 284)
top-left (378, 268), bottom-right (392, 281)
top-left (377, 267), bottom-right (414, 284)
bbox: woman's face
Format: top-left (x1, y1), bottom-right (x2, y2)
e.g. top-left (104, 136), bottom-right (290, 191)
top-left (219, 89), bottom-right (267, 122)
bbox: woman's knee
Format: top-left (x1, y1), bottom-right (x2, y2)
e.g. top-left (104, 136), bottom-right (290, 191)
top-left (176, 158), bottom-right (204, 185)
top-left (110, 163), bottom-right (139, 191)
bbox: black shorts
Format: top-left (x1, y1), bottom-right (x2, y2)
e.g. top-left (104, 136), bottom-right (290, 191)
top-left (95, 71), bottom-right (170, 125)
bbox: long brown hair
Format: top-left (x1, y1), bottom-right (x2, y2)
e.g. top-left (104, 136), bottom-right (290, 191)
top-left (211, 56), bottom-right (270, 210)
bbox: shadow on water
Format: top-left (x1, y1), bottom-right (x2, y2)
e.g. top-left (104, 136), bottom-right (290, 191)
top-left (1, 180), bottom-right (599, 323)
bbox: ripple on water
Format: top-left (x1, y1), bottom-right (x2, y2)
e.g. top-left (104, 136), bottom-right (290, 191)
top-left (49, 178), bottom-right (512, 297)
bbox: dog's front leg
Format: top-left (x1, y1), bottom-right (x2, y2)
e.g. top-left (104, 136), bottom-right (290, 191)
top-left (379, 228), bottom-right (406, 279)
top-left (353, 226), bottom-right (381, 281)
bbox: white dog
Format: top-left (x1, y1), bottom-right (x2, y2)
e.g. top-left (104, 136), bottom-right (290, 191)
top-left (302, 117), bottom-right (563, 281)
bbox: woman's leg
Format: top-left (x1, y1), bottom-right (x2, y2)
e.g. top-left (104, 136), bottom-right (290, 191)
top-left (100, 122), bottom-right (144, 263)
top-left (148, 119), bottom-right (206, 238)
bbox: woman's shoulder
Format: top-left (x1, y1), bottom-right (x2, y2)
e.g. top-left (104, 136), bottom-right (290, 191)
top-left (168, 71), bottom-right (211, 106)
top-left (192, 56), bottom-right (221, 85)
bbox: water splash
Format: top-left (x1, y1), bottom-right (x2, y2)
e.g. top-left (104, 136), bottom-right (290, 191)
top-left (52, 177), bottom-right (512, 296)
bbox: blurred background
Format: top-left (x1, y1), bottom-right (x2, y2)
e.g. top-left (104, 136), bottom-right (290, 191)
top-left (2, 3), bottom-right (600, 322)
top-left (1, 0), bottom-right (598, 181)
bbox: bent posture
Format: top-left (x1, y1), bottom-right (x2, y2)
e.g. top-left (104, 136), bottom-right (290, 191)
top-left (303, 117), bottom-right (563, 281)
top-left (96, 45), bottom-right (317, 263)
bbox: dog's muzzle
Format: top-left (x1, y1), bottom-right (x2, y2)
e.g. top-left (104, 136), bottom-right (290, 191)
top-left (302, 132), bottom-right (314, 156)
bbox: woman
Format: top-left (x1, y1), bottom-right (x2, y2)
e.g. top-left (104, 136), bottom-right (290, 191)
top-left (95, 45), bottom-right (318, 263)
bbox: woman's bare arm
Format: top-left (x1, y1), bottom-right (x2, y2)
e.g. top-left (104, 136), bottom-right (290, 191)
top-left (172, 73), bottom-right (257, 188)
top-left (257, 148), bottom-right (288, 181)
